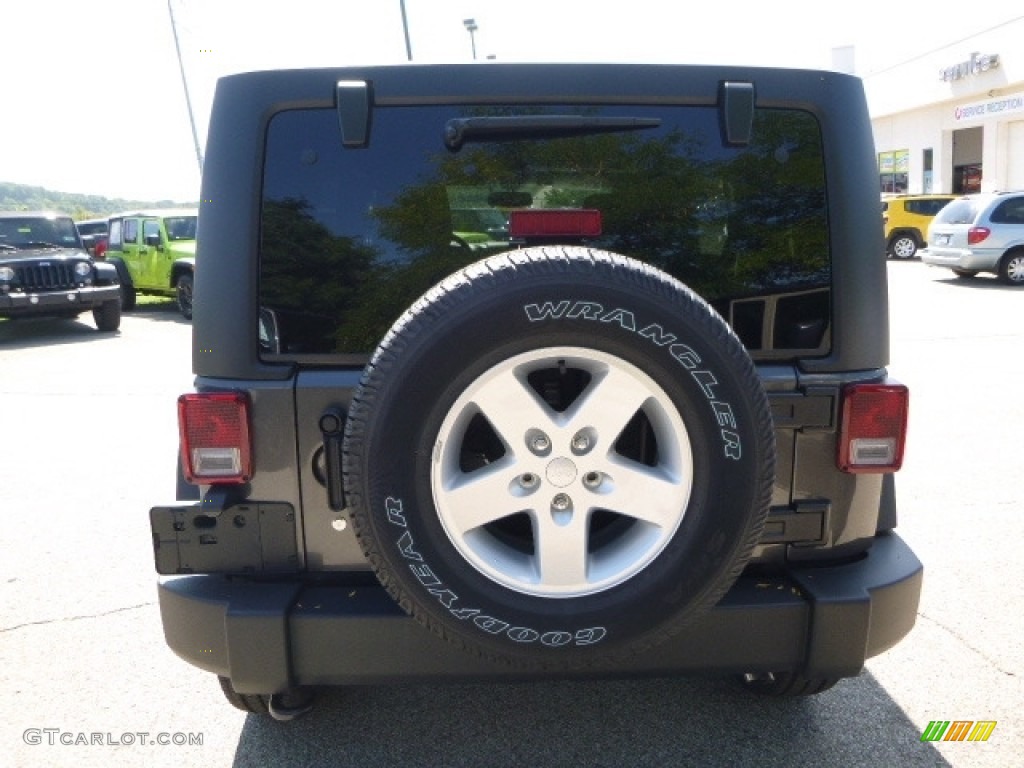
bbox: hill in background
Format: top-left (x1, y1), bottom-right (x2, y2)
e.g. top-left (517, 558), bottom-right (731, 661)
top-left (0, 181), bottom-right (198, 220)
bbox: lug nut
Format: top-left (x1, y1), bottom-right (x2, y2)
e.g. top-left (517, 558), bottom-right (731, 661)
top-left (520, 473), bottom-right (539, 490)
top-left (571, 433), bottom-right (590, 452)
top-left (551, 493), bottom-right (571, 511)
top-left (583, 471), bottom-right (602, 488)
top-left (530, 433), bottom-right (551, 453)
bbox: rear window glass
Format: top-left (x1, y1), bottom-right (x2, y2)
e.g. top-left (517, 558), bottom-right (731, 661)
top-left (905, 198), bottom-right (954, 216)
top-left (107, 219), bottom-right (122, 248)
top-left (260, 104), bottom-right (830, 361)
top-left (935, 199), bottom-right (982, 225)
top-left (75, 221), bottom-right (108, 236)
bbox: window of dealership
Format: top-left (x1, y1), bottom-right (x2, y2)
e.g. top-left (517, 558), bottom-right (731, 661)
top-left (864, 18), bottom-right (1024, 196)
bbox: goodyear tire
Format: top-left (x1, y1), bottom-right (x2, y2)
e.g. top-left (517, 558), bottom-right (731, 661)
top-left (342, 247), bottom-right (775, 668)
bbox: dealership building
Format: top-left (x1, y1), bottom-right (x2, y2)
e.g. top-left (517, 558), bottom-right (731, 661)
top-left (862, 16), bottom-right (1024, 195)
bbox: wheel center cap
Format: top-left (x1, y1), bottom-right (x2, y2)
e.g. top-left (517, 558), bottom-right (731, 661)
top-left (546, 457), bottom-right (578, 488)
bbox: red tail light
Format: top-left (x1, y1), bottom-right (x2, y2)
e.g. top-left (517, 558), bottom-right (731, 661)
top-left (837, 381), bottom-right (909, 473)
top-left (178, 392), bottom-right (252, 484)
top-left (967, 227), bottom-right (990, 245)
top-left (509, 209), bottom-right (602, 238)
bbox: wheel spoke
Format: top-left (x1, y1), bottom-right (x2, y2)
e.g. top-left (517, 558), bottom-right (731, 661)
top-left (1008, 256), bottom-right (1024, 282)
top-left (469, 371), bottom-right (556, 447)
top-left (534, 508), bottom-right (590, 587)
top-left (595, 457), bottom-right (686, 527)
top-left (441, 457), bottom-right (524, 534)
top-left (565, 365), bottom-right (651, 445)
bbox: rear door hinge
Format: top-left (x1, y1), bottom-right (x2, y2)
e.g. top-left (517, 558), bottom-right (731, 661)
top-left (760, 501), bottom-right (830, 546)
top-left (768, 389), bottom-right (835, 430)
top-left (337, 80), bottom-right (371, 148)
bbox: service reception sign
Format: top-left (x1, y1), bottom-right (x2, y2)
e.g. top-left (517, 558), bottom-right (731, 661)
top-left (954, 94), bottom-right (1024, 123)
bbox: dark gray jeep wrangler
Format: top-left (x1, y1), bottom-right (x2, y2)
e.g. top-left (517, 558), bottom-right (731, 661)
top-left (151, 63), bottom-right (921, 719)
top-left (0, 211), bottom-right (121, 332)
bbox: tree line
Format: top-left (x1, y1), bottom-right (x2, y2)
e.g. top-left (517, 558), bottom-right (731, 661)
top-left (0, 181), bottom-right (196, 221)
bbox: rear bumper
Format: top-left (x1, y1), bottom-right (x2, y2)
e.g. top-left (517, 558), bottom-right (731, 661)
top-left (920, 246), bottom-right (999, 271)
top-left (158, 532), bottom-right (922, 694)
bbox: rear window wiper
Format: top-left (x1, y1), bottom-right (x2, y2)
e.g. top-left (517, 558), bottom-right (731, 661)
top-left (444, 115), bottom-right (661, 151)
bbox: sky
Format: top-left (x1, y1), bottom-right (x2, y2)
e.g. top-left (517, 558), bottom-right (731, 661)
top-left (1, 1), bottom-right (1018, 203)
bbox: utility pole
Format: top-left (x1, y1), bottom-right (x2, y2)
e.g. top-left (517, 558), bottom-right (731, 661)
top-left (168, 0), bottom-right (204, 174)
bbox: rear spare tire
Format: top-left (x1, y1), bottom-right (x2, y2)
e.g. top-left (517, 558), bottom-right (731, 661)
top-left (342, 247), bottom-right (775, 668)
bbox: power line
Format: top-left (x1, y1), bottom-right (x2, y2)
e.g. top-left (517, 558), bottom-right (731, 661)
top-left (863, 14), bottom-right (1024, 78)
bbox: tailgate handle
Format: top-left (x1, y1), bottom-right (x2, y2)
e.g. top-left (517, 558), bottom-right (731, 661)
top-left (319, 407), bottom-right (347, 511)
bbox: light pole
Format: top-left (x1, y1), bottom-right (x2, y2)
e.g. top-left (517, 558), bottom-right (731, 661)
top-left (463, 18), bottom-right (478, 61)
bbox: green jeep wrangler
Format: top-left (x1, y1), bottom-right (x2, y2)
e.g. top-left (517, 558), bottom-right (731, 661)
top-left (105, 209), bottom-right (197, 318)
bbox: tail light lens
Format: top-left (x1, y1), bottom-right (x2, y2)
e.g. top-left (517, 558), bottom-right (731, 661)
top-left (509, 209), bottom-right (602, 238)
top-left (837, 381), bottom-right (909, 473)
top-left (178, 392), bottom-right (252, 484)
top-left (967, 227), bottom-right (990, 244)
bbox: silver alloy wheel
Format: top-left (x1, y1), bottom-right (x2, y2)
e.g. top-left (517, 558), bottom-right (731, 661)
top-left (431, 346), bottom-right (693, 598)
top-left (1006, 253), bottom-right (1024, 283)
top-left (890, 236), bottom-right (917, 259)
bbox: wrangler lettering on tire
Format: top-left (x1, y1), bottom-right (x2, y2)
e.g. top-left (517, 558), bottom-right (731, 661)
top-left (343, 247), bottom-right (775, 667)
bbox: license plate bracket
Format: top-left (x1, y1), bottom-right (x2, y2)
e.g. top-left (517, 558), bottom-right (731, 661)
top-left (150, 502), bottom-right (298, 574)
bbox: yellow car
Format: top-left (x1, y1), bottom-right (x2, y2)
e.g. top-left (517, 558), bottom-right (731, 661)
top-left (882, 194), bottom-right (956, 259)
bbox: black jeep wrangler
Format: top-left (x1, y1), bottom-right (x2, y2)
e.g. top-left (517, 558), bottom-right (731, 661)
top-left (151, 63), bottom-right (921, 719)
top-left (0, 211), bottom-right (120, 331)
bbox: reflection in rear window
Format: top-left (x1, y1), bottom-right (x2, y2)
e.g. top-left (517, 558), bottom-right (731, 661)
top-left (260, 104), bottom-right (830, 360)
top-left (934, 199), bottom-right (979, 225)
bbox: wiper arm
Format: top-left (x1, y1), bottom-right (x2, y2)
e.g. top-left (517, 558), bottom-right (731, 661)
top-left (444, 115), bottom-right (661, 151)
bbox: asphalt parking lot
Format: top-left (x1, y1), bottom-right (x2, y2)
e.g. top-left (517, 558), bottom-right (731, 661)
top-left (1, 262), bottom-right (1021, 768)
